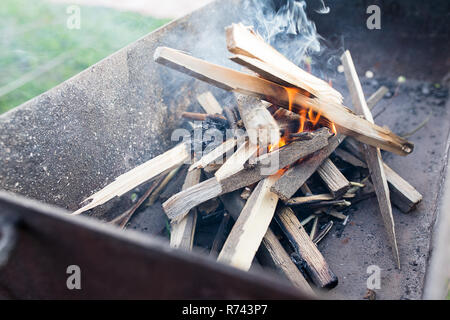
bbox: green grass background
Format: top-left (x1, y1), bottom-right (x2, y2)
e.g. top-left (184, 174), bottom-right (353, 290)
top-left (0, 0), bottom-right (170, 114)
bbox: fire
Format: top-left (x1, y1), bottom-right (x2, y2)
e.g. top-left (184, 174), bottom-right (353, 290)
top-left (268, 135), bottom-right (287, 153)
top-left (267, 86), bottom-right (337, 153)
top-left (284, 87), bottom-right (299, 112)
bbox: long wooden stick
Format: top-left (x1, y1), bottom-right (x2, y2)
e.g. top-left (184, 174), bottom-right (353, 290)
top-left (217, 174), bottom-right (280, 270)
top-left (163, 128), bottom-right (331, 222)
top-left (341, 50), bottom-right (400, 268)
top-left (72, 143), bottom-right (190, 215)
top-left (154, 47), bottom-right (413, 156)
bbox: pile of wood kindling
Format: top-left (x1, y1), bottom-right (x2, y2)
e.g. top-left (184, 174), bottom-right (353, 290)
top-left (71, 23), bottom-right (422, 295)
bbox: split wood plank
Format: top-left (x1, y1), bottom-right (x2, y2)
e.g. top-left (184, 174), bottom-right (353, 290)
top-left (215, 140), bottom-right (258, 181)
top-left (285, 194), bottom-right (334, 206)
top-left (189, 138), bottom-right (237, 171)
top-left (235, 94), bottom-right (280, 147)
top-left (169, 168), bottom-right (202, 250)
top-left (341, 50), bottom-right (400, 268)
top-left (217, 173), bottom-right (280, 270)
top-left (334, 148), bottom-right (367, 168)
top-left (271, 134), bottom-right (345, 201)
top-left (275, 206), bottom-right (338, 289)
top-left (154, 47), bottom-right (413, 156)
top-left (164, 128), bottom-right (331, 222)
top-left (72, 143), bottom-right (190, 215)
top-left (343, 137), bottom-right (422, 213)
top-left (383, 164), bottom-right (423, 213)
top-left (367, 86), bottom-right (389, 110)
top-left (197, 91), bottom-right (223, 114)
top-left (226, 23), bottom-right (343, 104)
top-left (317, 158), bottom-right (350, 197)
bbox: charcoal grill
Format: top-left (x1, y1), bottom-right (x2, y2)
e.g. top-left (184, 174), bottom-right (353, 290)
top-left (0, 0), bottom-right (449, 299)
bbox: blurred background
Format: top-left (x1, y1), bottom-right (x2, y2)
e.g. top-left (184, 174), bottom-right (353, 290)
top-left (0, 0), bottom-right (212, 114)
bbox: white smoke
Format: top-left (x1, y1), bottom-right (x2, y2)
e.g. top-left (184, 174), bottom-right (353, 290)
top-left (242, 0), bottom-right (323, 67)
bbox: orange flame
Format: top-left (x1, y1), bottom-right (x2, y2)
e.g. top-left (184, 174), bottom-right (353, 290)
top-left (284, 87), bottom-right (299, 112)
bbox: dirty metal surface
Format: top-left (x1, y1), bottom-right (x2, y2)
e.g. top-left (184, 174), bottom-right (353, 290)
top-left (0, 190), bottom-right (310, 299)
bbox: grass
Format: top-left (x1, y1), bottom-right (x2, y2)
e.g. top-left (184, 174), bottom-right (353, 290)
top-left (0, 0), bottom-right (170, 114)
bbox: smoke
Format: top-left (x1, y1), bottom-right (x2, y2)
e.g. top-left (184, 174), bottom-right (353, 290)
top-left (240, 0), bottom-right (338, 80)
top-left (242, 0), bottom-right (321, 66)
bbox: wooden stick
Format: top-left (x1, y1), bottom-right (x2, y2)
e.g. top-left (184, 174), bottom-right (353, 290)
top-left (271, 134), bottom-right (345, 201)
top-left (181, 111), bottom-right (226, 122)
top-left (215, 140), bottom-right (258, 181)
top-left (334, 148), bottom-right (367, 168)
top-left (164, 128), bottom-right (331, 222)
top-left (235, 94), bottom-right (280, 147)
top-left (287, 199), bottom-right (351, 209)
top-left (367, 86), bottom-right (389, 110)
top-left (223, 106), bottom-right (238, 131)
top-left (341, 50), bottom-right (400, 268)
top-left (209, 213), bottom-right (231, 256)
top-left (260, 228), bottom-right (314, 295)
top-left (220, 191), bottom-right (314, 295)
top-left (226, 23), bottom-right (343, 104)
top-left (275, 206), bottom-right (338, 289)
top-left (197, 91), bottom-right (223, 114)
top-left (154, 47), bottom-right (413, 156)
top-left (343, 137), bottom-right (422, 211)
top-left (217, 173), bottom-right (280, 270)
top-left (72, 143), bottom-right (190, 215)
top-left (286, 194), bottom-right (334, 206)
top-left (383, 164), bottom-right (422, 213)
top-left (313, 221), bottom-right (334, 245)
top-left (170, 168), bottom-right (202, 250)
top-left (147, 165), bottom-right (182, 206)
top-left (317, 158), bottom-right (350, 197)
top-left (189, 138), bottom-right (237, 171)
